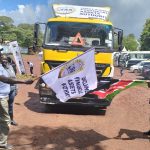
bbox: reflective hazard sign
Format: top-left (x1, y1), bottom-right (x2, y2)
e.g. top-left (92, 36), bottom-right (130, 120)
top-left (71, 32), bottom-right (85, 46)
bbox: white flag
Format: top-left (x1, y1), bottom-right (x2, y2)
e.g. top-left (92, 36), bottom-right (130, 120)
top-left (42, 48), bottom-right (97, 102)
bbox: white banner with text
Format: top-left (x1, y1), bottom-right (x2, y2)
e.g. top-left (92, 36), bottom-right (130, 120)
top-left (53, 4), bottom-right (110, 20)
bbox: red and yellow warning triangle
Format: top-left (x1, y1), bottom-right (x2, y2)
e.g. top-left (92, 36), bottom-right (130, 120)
top-left (71, 32), bottom-right (85, 46)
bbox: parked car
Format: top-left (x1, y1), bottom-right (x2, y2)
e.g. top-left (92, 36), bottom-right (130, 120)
top-left (130, 60), bottom-right (150, 73)
top-left (142, 66), bottom-right (150, 79)
top-left (138, 61), bottom-right (150, 73)
top-left (126, 59), bottom-right (145, 69)
top-left (130, 62), bottom-right (142, 73)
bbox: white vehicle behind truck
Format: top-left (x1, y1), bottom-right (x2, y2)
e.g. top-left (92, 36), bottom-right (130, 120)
top-left (130, 60), bottom-right (150, 73)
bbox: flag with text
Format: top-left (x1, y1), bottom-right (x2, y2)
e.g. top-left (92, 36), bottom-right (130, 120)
top-left (42, 48), bottom-right (97, 102)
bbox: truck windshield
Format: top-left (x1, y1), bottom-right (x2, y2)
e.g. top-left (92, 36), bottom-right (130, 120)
top-left (44, 21), bottom-right (113, 49)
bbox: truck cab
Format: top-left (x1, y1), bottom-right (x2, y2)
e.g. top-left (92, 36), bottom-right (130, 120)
top-left (43, 17), bottom-right (114, 76)
top-left (34, 4), bottom-right (123, 108)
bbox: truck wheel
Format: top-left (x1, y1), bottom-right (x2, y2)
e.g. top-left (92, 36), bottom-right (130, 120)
top-left (45, 104), bottom-right (52, 113)
top-left (134, 69), bottom-right (138, 73)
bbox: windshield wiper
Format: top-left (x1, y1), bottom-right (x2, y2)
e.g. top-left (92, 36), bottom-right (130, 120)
top-left (46, 42), bottom-right (105, 51)
top-left (46, 42), bottom-right (61, 46)
top-left (94, 46), bottom-right (112, 52)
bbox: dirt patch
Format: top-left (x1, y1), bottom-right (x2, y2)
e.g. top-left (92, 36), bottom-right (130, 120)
top-left (9, 54), bottom-right (150, 150)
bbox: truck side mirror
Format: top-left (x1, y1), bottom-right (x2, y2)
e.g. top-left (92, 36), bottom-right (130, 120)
top-left (34, 23), bottom-right (39, 38)
top-left (34, 23), bottom-right (39, 45)
top-left (118, 30), bottom-right (123, 45)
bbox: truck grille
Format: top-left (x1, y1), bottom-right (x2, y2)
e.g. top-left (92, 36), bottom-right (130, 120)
top-left (45, 61), bottom-right (110, 76)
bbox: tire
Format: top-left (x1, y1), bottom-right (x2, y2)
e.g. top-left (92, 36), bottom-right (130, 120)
top-left (134, 69), bottom-right (138, 73)
top-left (44, 104), bottom-right (53, 113)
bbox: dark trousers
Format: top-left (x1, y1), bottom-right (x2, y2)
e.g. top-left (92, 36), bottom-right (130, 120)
top-left (30, 67), bottom-right (33, 74)
top-left (8, 89), bottom-right (16, 117)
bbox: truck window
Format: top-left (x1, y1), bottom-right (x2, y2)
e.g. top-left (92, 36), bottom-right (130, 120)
top-left (44, 22), bottom-right (113, 49)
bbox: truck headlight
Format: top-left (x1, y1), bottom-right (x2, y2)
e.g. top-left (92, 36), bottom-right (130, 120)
top-left (39, 87), bottom-right (53, 95)
top-left (40, 83), bottom-right (46, 87)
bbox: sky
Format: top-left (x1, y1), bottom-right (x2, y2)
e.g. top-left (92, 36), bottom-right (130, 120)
top-left (0, 0), bottom-right (150, 39)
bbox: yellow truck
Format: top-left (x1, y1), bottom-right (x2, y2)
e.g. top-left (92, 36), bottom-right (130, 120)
top-left (34, 4), bottom-right (123, 110)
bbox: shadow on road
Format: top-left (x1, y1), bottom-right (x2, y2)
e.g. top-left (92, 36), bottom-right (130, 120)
top-left (24, 92), bottom-right (106, 115)
top-left (114, 128), bottom-right (150, 140)
top-left (10, 126), bottom-right (109, 150)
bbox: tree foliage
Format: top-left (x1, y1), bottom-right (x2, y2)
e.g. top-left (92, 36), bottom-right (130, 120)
top-left (140, 18), bottom-right (150, 50)
top-left (0, 16), bottom-right (43, 47)
top-left (123, 34), bottom-right (138, 51)
top-left (0, 16), bottom-right (14, 26)
top-left (17, 23), bottom-right (35, 47)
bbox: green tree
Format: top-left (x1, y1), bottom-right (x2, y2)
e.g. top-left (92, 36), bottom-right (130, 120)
top-left (0, 16), bottom-right (43, 48)
top-left (1, 25), bottom-right (17, 41)
top-left (17, 23), bottom-right (43, 47)
top-left (123, 34), bottom-right (138, 51)
top-left (18, 23), bottom-right (34, 31)
top-left (140, 18), bottom-right (150, 50)
top-left (17, 24), bottom-right (34, 47)
top-left (0, 16), bottom-right (14, 26)
top-left (0, 16), bottom-right (15, 43)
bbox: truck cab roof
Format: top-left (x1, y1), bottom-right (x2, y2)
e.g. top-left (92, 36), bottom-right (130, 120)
top-left (48, 17), bottom-right (113, 26)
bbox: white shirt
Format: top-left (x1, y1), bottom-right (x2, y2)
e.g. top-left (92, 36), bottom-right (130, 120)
top-left (0, 64), bottom-right (10, 98)
top-left (29, 62), bottom-right (33, 67)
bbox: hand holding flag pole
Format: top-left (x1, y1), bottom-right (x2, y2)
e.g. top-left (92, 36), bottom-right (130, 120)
top-left (33, 76), bottom-right (41, 81)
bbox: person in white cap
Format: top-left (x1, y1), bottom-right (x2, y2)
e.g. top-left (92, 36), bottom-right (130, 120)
top-left (27, 61), bottom-right (34, 76)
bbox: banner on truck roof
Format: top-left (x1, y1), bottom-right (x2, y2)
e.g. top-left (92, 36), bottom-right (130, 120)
top-left (41, 48), bottom-right (98, 102)
top-left (9, 41), bottom-right (26, 75)
top-left (53, 4), bottom-right (110, 20)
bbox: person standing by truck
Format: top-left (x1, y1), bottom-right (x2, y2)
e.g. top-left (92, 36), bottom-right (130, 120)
top-left (0, 53), bottom-right (34, 149)
top-left (27, 61), bottom-right (34, 76)
top-left (1, 55), bottom-right (18, 126)
top-left (120, 64), bottom-right (124, 76)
